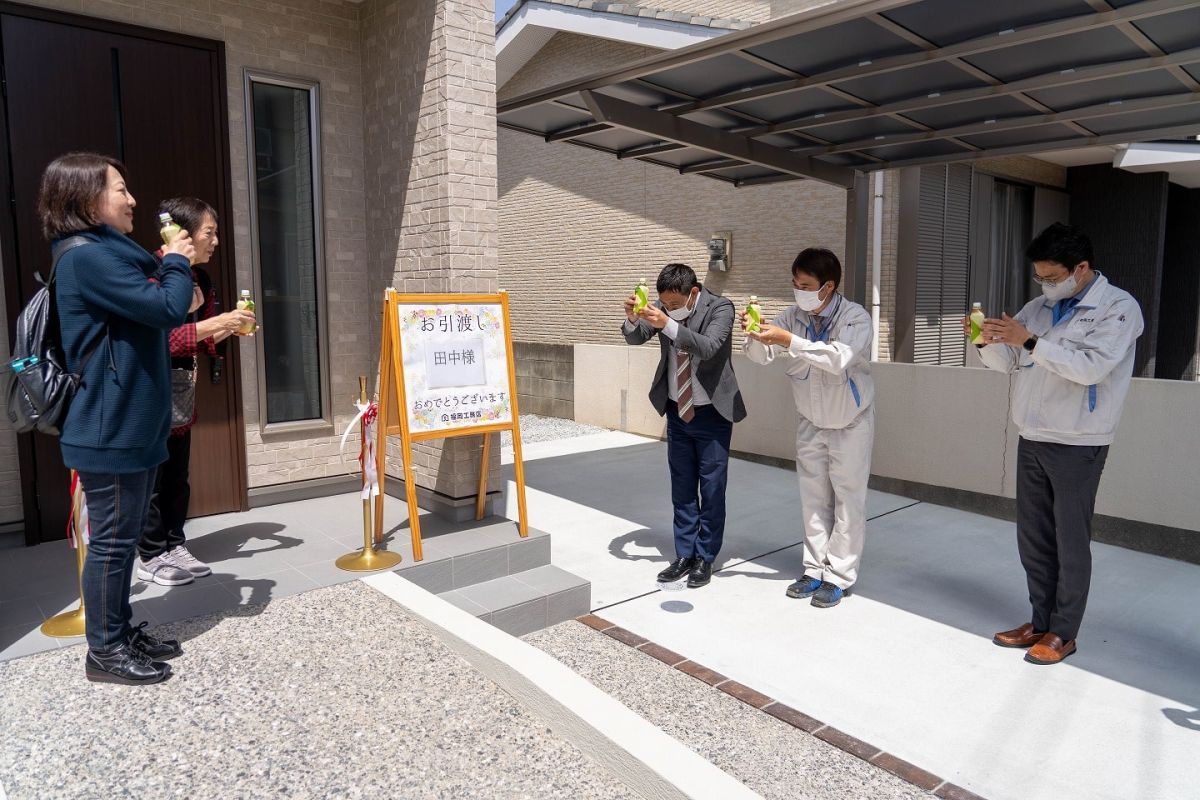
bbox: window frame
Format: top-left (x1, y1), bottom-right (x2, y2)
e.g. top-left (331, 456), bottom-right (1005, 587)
top-left (243, 69), bottom-right (332, 433)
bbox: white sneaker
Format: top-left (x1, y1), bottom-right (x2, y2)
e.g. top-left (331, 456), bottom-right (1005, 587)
top-left (137, 556), bottom-right (195, 586)
top-left (164, 545), bottom-right (212, 578)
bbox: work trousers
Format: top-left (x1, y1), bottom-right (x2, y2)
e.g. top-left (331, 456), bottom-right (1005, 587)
top-left (796, 408), bottom-right (874, 590)
top-left (1016, 437), bottom-right (1109, 641)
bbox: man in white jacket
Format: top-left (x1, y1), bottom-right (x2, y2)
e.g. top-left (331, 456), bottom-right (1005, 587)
top-left (971, 223), bottom-right (1143, 665)
top-left (743, 248), bottom-right (873, 609)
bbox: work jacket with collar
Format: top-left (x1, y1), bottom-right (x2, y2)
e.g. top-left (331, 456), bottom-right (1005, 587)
top-left (744, 294), bottom-right (874, 430)
top-left (977, 272), bottom-right (1143, 446)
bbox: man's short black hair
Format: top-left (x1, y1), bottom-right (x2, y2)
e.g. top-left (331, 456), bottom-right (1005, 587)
top-left (656, 262), bottom-right (698, 295)
top-left (791, 248), bottom-right (841, 289)
top-left (1025, 222), bottom-right (1094, 271)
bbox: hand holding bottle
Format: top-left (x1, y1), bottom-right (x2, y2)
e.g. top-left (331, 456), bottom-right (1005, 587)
top-left (162, 230), bottom-right (195, 265)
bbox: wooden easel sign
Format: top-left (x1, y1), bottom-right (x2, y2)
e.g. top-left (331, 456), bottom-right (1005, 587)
top-left (374, 289), bottom-right (529, 561)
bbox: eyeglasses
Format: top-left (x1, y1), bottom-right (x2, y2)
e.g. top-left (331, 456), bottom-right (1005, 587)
top-left (1031, 271), bottom-right (1072, 287)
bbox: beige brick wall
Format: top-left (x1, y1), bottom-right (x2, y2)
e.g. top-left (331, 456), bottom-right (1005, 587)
top-left (363, 0), bottom-right (502, 501)
top-left (499, 32), bottom-right (847, 358)
top-left (768, 0), bottom-right (843, 19)
top-left (500, 34), bottom-right (659, 101)
top-left (629, 0), bottom-right (771, 22)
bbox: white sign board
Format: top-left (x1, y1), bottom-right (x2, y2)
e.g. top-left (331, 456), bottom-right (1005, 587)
top-left (397, 302), bottom-right (512, 434)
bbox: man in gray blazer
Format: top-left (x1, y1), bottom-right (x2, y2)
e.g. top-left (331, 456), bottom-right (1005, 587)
top-left (623, 263), bottom-right (746, 588)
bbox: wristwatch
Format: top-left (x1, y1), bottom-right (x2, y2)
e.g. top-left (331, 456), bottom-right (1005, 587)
top-left (1022, 335), bottom-right (1038, 353)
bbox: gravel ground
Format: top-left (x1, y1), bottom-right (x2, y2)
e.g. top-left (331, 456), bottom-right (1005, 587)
top-left (0, 582), bottom-right (637, 800)
top-left (502, 414), bottom-right (609, 448)
top-left (525, 621), bottom-right (930, 800)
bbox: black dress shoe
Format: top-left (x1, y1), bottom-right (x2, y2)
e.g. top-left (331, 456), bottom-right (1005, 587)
top-left (657, 557), bottom-right (697, 583)
top-left (686, 560), bottom-right (713, 588)
top-left (85, 643), bottom-right (171, 685)
top-left (128, 621), bottom-right (182, 661)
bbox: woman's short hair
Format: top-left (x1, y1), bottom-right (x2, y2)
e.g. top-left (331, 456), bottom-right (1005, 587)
top-left (37, 152), bottom-right (127, 240)
top-left (158, 197), bottom-right (218, 238)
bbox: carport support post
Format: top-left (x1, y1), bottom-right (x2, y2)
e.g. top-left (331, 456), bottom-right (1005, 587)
top-left (844, 171), bottom-right (870, 306)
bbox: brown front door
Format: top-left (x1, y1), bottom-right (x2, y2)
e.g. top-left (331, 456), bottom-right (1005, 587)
top-left (0, 7), bottom-right (246, 545)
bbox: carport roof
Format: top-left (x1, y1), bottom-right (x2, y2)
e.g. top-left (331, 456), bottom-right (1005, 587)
top-left (496, 0), bottom-right (1200, 188)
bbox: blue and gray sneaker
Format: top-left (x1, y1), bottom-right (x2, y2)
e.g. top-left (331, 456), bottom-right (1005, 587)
top-left (785, 576), bottom-right (823, 599)
top-left (811, 582), bottom-right (845, 608)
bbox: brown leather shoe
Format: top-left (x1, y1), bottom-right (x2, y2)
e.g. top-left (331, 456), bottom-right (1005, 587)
top-left (1025, 633), bottom-right (1076, 665)
top-left (992, 623), bottom-right (1045, 648)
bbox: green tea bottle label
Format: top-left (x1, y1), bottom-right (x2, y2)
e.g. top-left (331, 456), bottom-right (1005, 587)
top-left (969, 302), bottom-right (985, 345)
top-left (236, 289), bottom-right (257, 335)
top-left (158, 212), bottom-right (182, 246)
top-left (746, 295), bottom-right (762, 333)
top-left (633, 280), bottom-right (649, 314)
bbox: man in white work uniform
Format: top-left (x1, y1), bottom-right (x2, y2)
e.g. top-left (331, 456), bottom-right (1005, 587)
top-left (743, 248), bottom-right (873, 609)
top-left (970, 223), bottom-right (1143, 665)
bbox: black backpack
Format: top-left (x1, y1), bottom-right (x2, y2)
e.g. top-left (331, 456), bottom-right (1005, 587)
top-left (4, 235), bottom-right (102, 435)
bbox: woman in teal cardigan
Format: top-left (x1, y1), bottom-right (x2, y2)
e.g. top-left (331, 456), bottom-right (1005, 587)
top-left (42, 152), bottom-right (195, 685)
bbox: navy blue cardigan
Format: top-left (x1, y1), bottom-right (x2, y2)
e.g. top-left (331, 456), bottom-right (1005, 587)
top-left (54, 225), bottom-right (193, 473)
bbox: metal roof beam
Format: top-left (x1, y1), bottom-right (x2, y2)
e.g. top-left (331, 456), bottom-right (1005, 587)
top-left (544, 121), bottom-right (611, 142)
top-left (581, 89), bottom-right (857, 188)
top-left (760, 45), bottom-right (1200, 137)
top-left (789, 90), bottom-right (1200, 157)
top-left (680, 158), bottom-right (745, 174)
top-left (497, 0), bottom-right (919, 113)
top-left (866, 122), bottom-right (1200, 170)
top-left (617, 141), bottom-right (685, 159)
top-left (662, 0), bottom-right (1194, 115)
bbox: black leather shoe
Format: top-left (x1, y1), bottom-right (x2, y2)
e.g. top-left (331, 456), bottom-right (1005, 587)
top-left (128, 621), bottom-right (182, 661)
top-left (657, 557), bottom-right (697, 583)
top-left (686, 560), bottom-right (713, 588)
top-left (85, 643), bottom-right (171, 685)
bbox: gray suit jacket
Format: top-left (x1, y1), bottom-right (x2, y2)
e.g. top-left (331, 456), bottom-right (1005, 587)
top-left (622, 286), bottom-right (746, 423)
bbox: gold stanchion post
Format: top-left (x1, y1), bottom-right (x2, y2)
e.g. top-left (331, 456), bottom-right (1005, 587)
top-left (336, 376), bottom-right (402, 572)
top-left (41, 471), bottom-right (87, 638)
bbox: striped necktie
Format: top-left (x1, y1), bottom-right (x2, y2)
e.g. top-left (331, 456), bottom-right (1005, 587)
top-left (676, 349), bottom-right (695, 422)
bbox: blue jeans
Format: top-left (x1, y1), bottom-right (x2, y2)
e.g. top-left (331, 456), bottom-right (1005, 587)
top-left (665, 402), bottom-right (732, 564)
top-left (78, 469), bottom-right (157, 651)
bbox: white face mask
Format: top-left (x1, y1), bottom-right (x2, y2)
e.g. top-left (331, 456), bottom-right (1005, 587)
top-left (1040, 273), bottom-right (1078, 303)
top-left (666, 291), bottom-right (698, 321)
top-left (794, 285), bottom-right (829, 312)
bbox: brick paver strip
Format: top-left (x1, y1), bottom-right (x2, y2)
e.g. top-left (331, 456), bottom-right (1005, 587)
top-left (675, 660), bottom-right (728, 686)
top-left (574, 614), bottom-right (991, 799)
top-left (935, 783), bottom-right (988, 800)
top-left (602, 625), bottom-right (649, 648)
top-left (762, 702), bottom-right (824, 733)
top-left (871, 753), bottom-right (943, 791)
top-left (814, 725), bottom-right (883, 761)
top-left (717, 680), bottom-right (774, 709)
top-left (637, 642), bottom-right (687, 667)
top-left (577, 614), bottom-right (614, 632)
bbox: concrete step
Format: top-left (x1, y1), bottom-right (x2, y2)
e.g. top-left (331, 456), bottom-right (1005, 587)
top-left (436, 565), bottom-right (591, 637)
top-left (395, 520), bottom-right (551, 594)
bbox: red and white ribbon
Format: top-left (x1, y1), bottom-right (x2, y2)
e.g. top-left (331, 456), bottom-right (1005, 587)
top-left (339, 400), bottom-right (380, 500)
top-left (360, 402), bottom-right (379, 500)
top-left (66, 472), bottom-right (89, 548)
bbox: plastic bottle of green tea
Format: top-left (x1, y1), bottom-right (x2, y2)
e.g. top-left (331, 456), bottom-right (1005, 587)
top-left (158, 212), bottom-right (182, 245)
top-left (969, 302), bottom-right (986, 345)
top-left (236, 289), bottom-right (257, 335)
top-left (633, 279), bottom-right (649, 314)
top-left (746, 295), bottom-right (763, 333)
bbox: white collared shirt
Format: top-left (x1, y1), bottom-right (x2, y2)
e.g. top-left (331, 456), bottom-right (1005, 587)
top-left (624, 317), bottom-right (711, 407)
